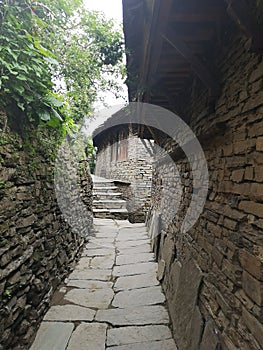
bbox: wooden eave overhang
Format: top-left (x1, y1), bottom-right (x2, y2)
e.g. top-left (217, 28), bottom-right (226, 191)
top-left (123, 0), bottom-right (263, 115)
top-left (92, 107), bottom-right (155, 148)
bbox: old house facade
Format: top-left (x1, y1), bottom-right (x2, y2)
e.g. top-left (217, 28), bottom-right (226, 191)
top-left (123, 0), bottom-right (263, 349)
top-left (93, 120), bottom-right (153, 222)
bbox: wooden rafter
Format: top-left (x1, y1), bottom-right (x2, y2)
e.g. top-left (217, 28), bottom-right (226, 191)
top-left (140, 0), bottom-right (174, 99)
top-left (169, 12), bottom-right (223, 23)
top-left (162, 32), bottom-right (220, 98)
top-left (225, 0), bottom-right (263, 52)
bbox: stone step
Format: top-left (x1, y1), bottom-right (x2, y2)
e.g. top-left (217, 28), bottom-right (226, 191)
top-left (92, 175), bottom-right (128, 220)
top-left (93, 186), bottom-right (119, 193)
top-left (93, 200), bottom-right (127, 210)
top-left (93, 181), bottom-right (115, 188)
top-left (93, 192), bottom-right (123, 200)
top-left (93, 208), bottom-right (128, 220)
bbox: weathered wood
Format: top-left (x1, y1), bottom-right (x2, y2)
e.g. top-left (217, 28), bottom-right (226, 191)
top-left (162, 32), bottom-right (220, 98)
top-left (169, 13), bottom-right (222, 23)
top-left (166, 25), bottom-right (215, 42)
top-left (225, 0), bottom-right (263, 52)
top-left (140, 0), bottom-right (174, 87)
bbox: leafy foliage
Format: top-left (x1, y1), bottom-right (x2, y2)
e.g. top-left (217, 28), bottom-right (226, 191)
top-left (0, 0), bottom-right (125, 131)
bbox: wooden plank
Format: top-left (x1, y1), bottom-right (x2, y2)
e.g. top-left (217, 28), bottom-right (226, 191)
top-left (162, 32), bottom-right (220, 97)
top-left (166, 25), bottom-right (215, 42)
top-left (158, 65), bottom-right (191, 71)
top-left (141, 0), bottom-right (174, 83)
top-left (169, 12), bottom-right (222, 23)
top-left (158, 71), bottom-right (190, 77)
top-left (225, 0), bottom-right (263, 52)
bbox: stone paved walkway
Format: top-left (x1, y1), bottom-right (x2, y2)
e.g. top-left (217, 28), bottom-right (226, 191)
top-left (30, 219), bottom-right (177, 350)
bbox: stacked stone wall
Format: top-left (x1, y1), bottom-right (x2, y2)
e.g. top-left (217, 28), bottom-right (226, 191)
top-left (0, 111), bottom-right (93, 349)
top-left (149, 27), bottom-right (263, 349)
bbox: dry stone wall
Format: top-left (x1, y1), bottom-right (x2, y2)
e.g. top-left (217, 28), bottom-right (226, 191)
top-left (95, 133), bottom-right (153, 222)
top-left (0, 111), bottom-right (93, 350)
top-left (149, 27), bottom-right (263, 350)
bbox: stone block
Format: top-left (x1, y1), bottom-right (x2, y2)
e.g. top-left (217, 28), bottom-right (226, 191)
top-left (106, 325), bottom-right (173, 347)
top-left (244, 167), bottom-right (254, 181)
top-left (242, 271), bottom-right (263, 306)
top-left (66, 323), bottom-right (107, 350)
top-left (254, 165), bottom-right (263, 182)
top-left (157, 259), bottom-right (165, 281)
top-left (248, 121), bottom-right (263, 137)
top-left (107, 339), bottom-right (177, 350)
top-left (162, 234), bottom-right (176, 269)
top-left (112, 286), bottom-right (164, 308)
top-left (200, 320), bottom-right (222, 350)
top-left (169, 258), bottom-right (203, 349)
top-left (239, 249), bottom-right (263, 281)
top-left (64, 288), bottom-right (114, 309)
top-left (235, 289), bottom-right (254, 310)
top-left (44, 305), bottom-right (95, 321)
top-left (230, 169), bottom-right (244, 182)
top-left (233, 141), bottom-right (251, 155)
top-left (185, 306), bottom-right (204, 350)
top-left (116, 253), bottom-right (154, 266)
top-left (222, 259), bottom-right (242, 286)
top-left (113, 262), bottom-right (156, 277)
top-left (242, 307), bottom-right (263, 347)
top-left (66, 280), bottom-right (113, 289)
top-left (95, 305), bottom-right (170, 326)
top-left (212, 247), bottom-right (224, 268)
top-left (164, 260), bottom-right (181, 302)
top-left (148, 211), bottom-right (161, 253)
top-left (17, 215), bottom-right (36, 229)
top-left (223, 218), bottom-right (238, 231)
top-left (250, 183), bottom-right (263, 201)
top-left (29, 322), bottom-right (74, 350)
top-left (68, 269), bottom-right (111, 281)
top-left (239, 201), bottom-right (263, 218)
top-left (215, 291), bottom-right (232, 319)
top-left (256, 137), bottom-right (263, 152)
top-left (114, 272), bottom-right (158, 291)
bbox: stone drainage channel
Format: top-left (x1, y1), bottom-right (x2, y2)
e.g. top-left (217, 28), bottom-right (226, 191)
top-left (30, 219), bottom-right (178, 350)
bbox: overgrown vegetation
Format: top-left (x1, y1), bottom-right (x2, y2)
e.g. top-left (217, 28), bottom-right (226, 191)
top-left (0, 0), bottom-right (125, 134)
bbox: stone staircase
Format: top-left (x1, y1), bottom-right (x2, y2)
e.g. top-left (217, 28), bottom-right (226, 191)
top-left (92, 175), bottom-right (128, 220)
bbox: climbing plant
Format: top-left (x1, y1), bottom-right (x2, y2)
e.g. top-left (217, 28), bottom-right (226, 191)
top-left (0, 0), bottom-right (125, 132)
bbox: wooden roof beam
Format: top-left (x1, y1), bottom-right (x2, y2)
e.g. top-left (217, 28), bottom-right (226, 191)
top-left (169, 12), bottom-right (222, 23)
top-left (225, 0), bottom-right (263, 52)
top-left (141, 0), bottom-right (174, 99)
top-left (162, 32), bottom-right (220, 99)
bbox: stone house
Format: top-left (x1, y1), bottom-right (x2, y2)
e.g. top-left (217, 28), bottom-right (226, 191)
top-left (122, 0), bottom-right (263, 349)
top-left (93, 115), bottom-right (154, 222)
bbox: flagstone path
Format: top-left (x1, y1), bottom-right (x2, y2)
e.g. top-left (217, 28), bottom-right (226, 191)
top-left (30, 219), bottom-right (177, 350)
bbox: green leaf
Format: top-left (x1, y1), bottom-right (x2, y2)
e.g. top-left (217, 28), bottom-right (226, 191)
top-left (47, 115), bottom-right (61, 128)
top-left (16, 75), bottom-right (27, 81)
top-left (51, 108), bottom-right (63, 121)
top-left (39, 111), bottom-right (51, 121)
top-left (44, 96), bottom-right (64, 107)
top-left (17, 101), bottom-right (25, 111)
top-left (14, 85), bottom-right (25, 94)
top-left (33, 41), bottom-right (53, 58)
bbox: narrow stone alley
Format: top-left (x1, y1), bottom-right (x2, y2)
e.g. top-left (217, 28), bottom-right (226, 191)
top-left (30, 219), bottom-right (177, 350)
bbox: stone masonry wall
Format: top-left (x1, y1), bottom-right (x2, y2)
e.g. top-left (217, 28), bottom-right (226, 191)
top-left (0, 111), bottom-right (93, 350)
top-left (149, 26), bottom-right (263, 350)
top-left (95, 132), bottom-right (153, 222)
